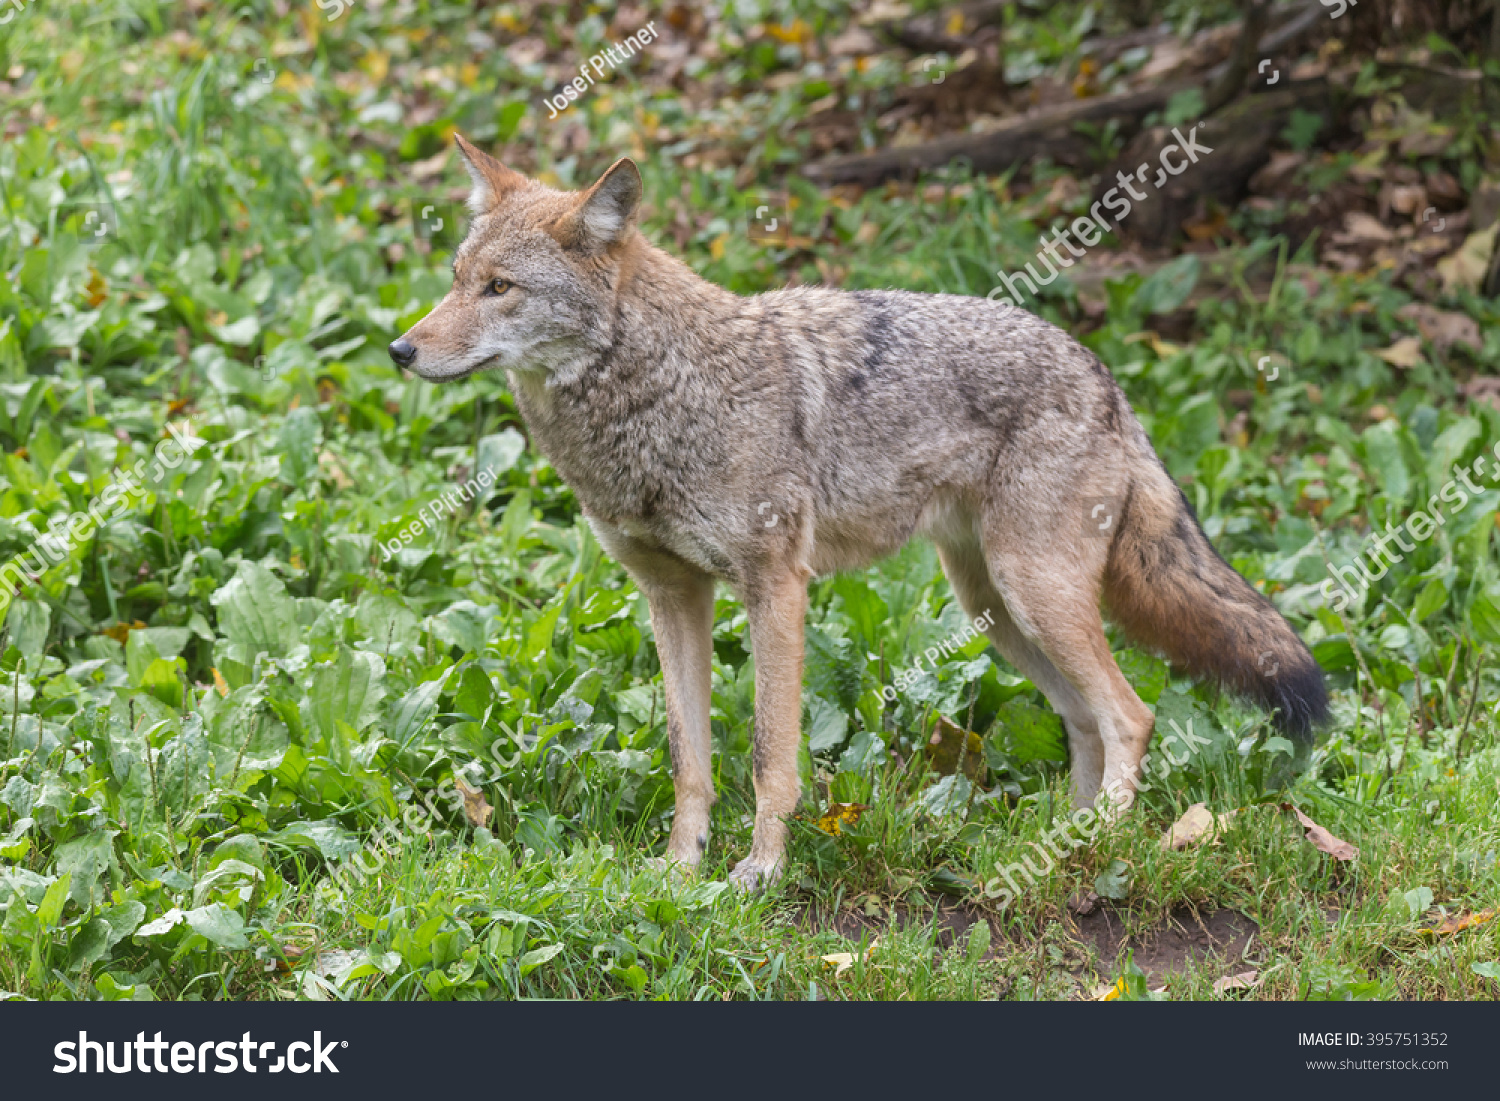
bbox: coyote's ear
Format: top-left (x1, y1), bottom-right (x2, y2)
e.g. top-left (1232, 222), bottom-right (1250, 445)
top-left (556, 158), bottom-right (642, 253)
top-left (453, 133), bottom-right (526, 214)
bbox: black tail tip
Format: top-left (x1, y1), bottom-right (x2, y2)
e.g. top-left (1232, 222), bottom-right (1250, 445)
top-left (1266, 657), bottom-right (1330, 743)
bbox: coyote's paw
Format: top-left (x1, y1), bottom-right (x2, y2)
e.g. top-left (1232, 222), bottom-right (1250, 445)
top-left (728, 854), bottom-right (785, 893)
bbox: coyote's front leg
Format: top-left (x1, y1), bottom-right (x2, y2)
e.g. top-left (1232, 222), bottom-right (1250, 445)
top-left (729, 567), bottom-right (808, 892)
top-left (609, 539), bottom-right (718, 871)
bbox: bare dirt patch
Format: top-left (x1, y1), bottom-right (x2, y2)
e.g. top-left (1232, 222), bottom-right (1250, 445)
top-left (1069, 905), bottom-right (1259, 985)
top-left (795, 898), bottom-right (993, 953)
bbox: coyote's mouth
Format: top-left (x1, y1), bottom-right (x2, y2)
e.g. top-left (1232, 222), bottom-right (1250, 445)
top-left (417, 356), bottom-right (496, 383)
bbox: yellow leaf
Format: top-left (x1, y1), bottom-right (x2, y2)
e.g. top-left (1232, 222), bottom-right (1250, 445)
top-left (84, 268), bottom-right (107, 308)
top-left (926, 715), bottom-right (986, 782)
top-left (211, 668), bottom-right (229, 698)
top-left (359, 50), bottom-right (390, 83)
top-left (1375, 337), bottom-right (1423, 369)
top-left (945, 11), bottom-right (966, 35)
top-left (813, 802), bottom-right (867, 836)
top-left (103, 620), bottom-right (148, 644)
top-left (1435, 224), bottom-right (1497, 295)
top-left (820, 938), bottom-right (878, 976)
top-left (766, 19), bottom-right (813, 45)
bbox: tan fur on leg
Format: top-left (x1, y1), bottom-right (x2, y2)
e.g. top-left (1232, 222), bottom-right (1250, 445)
top-left (730, 567), bottom-right (808, 891)
top-left (936, 538), bottom-right (1106, 806)
top-left (981, 517), bottom-right (1154, 812)
top-left (595, 526), bottom-right (717, 869)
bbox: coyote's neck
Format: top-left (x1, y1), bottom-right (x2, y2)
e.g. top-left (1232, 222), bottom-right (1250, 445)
top-left (507, 235), bottom-right (748, 528)
top-left (607, 234), bottom-right (740, 365)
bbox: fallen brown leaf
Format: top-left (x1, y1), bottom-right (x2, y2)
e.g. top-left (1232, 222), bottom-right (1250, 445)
top-left (1395, 303), bottom-right (1482, 355)
top-left (453, 774), bottom-right (492, 828)
top-left (1334, 211), bottom-right (1394, 245)
top-left (1285, 804), bottom-right (1358, 861)
top-left (821, 938), bottom-right (878, 977)
top-left (1436, 224), bottom-right (1497, 294)
top-left (926, 715), bottom-right (986, 783)
top-left (1421, 908), bottom-right (1495, 937)
top-left (1375, 337), bottom-right (1424, 369)
top-left (1213, 969), bottom-right (1261, 993)
top-left (1162, 803), bottom-right (1238, 850)
top-left (1067, 889), bottom-right (1100, 916)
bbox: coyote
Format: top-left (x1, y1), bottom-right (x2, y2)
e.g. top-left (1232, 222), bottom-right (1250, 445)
top-left (390, 137), bottom-right (1328, 890)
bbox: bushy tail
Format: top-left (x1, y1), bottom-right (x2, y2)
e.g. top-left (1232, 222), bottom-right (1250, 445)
top-left (1102, 460), bottom-right (1329, 741)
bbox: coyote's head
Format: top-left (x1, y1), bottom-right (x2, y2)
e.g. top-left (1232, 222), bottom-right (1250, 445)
top-left (389, 136), bottom-right (642, 383)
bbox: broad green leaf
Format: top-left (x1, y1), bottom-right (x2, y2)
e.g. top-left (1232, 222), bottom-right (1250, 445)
top-left (1412, 578), bottom-right (1447, 623)
top-left (806, 694), bottom-right (849, 754)
top-left (304, 646), bottom-right (387, 746)
top-left (991, 698), bottom-right (1066, 764)
top-left (184, 903), bottom-right (250, 949)
top-left (1360, 420), bottom-right (1410, 507)
top-left (1470, 586), bottom-right (1500, 647)
top-left (1137, 254), bottom-right (1199, 315)
top-left (966, 918), bottom-right (991, 964)
top-left (54, 831), bottom-right (116, 908)
top-left (6, 600), bottom-right (48, 663)
top-left (278, 405), bottom-right (323, 486)
top-left (1094, 859), bottom-right (1131, 900)
top-left (36, 873), bottom-right (72, 929)
top-left (523, 579), bottom-right (576, 662)
top-left (391, 670), bottom-right (452, 750)
top-left (355, 590), bottom-right (421, 656)
top-left (518, 943), bottom-right (564, 976)
top-left (211, 560), bottom-right (300, 662)
top-left (476, 428), bottom-right (526, 481)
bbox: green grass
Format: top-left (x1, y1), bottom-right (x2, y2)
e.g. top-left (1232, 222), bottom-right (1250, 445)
top-left (0, 0), bottom-right (1498, 1002)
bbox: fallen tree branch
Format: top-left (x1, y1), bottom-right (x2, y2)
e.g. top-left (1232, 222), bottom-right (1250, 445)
top-left (804, 0), bottom-right (1330, 188)
top-left (802, 82), bottom-right (1190, 187)
top-left (1204, 0), bottom-right (1273, 115)
top-left (1095, 78), bottom-right (1336, 248)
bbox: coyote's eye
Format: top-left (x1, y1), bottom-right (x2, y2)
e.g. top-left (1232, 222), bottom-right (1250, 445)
top-left (487, 278), bottom-right (511, 297)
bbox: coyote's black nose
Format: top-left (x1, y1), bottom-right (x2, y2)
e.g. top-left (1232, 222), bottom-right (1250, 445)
top-left (388, 338), bottom-right (417, 367)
